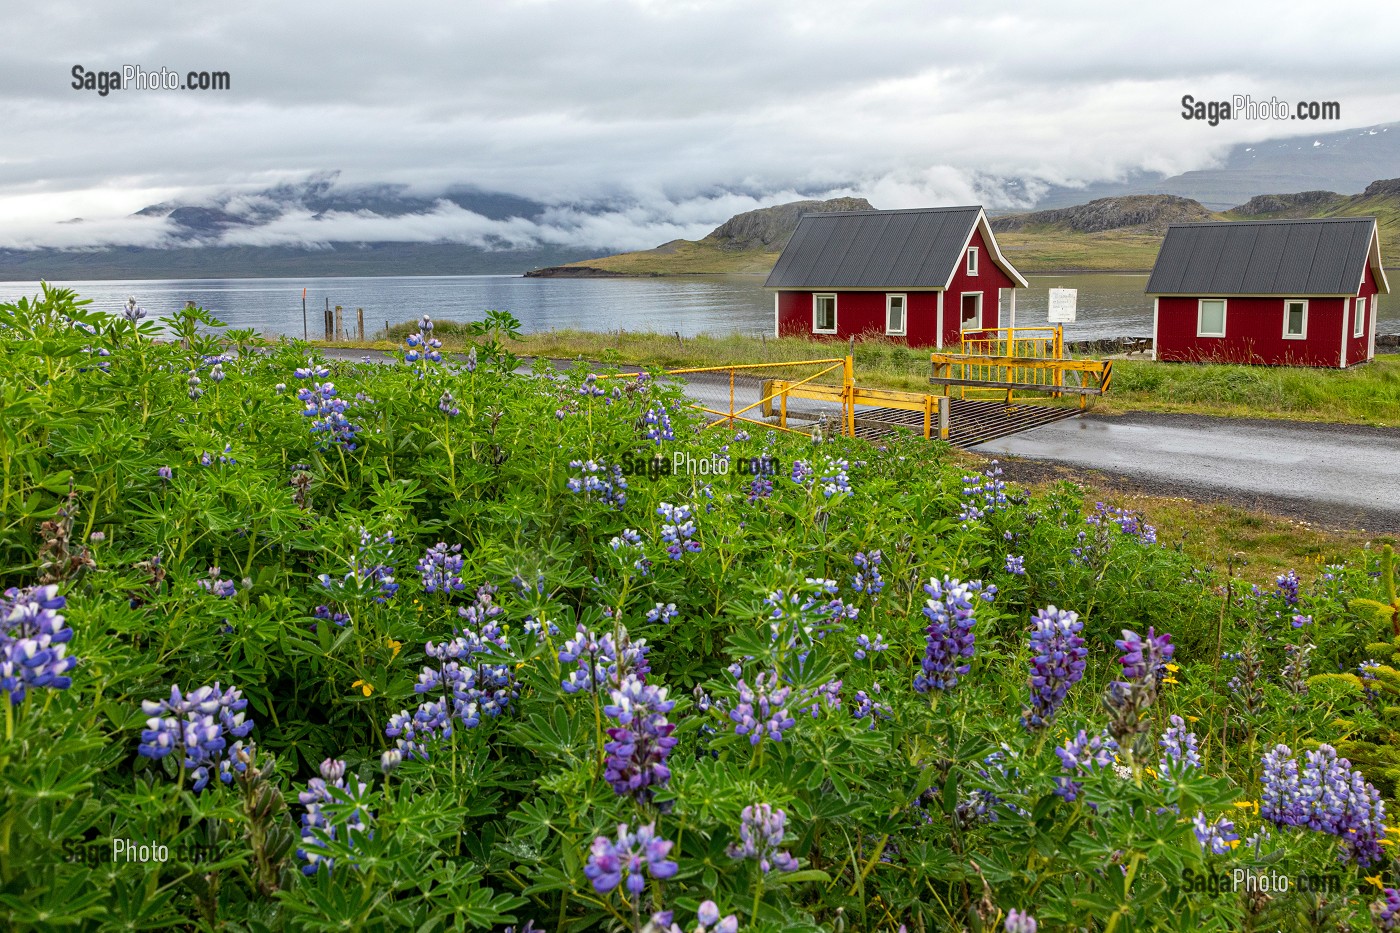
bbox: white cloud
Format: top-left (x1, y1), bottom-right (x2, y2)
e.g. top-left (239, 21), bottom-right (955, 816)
top-left (1, 0), bottom-right (1398, 252)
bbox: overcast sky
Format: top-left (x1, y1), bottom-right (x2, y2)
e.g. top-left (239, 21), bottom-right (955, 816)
top-left (3, 0), bottom-right (1398, 251)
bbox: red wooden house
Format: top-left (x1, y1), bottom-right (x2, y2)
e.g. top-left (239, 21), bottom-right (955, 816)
top-left (765, 207), bottom-right (1028, 348)
top-left (1147, 217), bottom-right (1388, 367)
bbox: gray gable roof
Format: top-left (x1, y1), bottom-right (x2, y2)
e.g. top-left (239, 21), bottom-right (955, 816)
top-left (1145, 217), bottom-right (1377, 296)
top-left (765, 207), bottom-right (987, 289)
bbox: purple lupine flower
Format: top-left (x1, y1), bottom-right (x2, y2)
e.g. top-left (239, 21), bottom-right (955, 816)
top-left (1086, 501), bottom-right (1158, 544)
top-left (137, 683), bottom-right (253, 792)
top-left (1115, 627), bottom-right (1173, 685)
top-left (418, 542), bottom-right (465, 595)
top-left (1159, 715), bottom-right (1201, 772)
top-left (1054, 730), bottom-right (1118, 801)
top-left (157, 466), bottom-right (173, 481)
top-left (438, 391), bottom-right (460, 416)
top-left (817, 456), bottom-right (851, 498)
top-left (727, 803), bottom-right (800, 873)
top-left (799, 678), bottom-right (842, 718)
top-left (642, 402), bottom-right (674, 444)
top-left (312, 605), bottom-right (350, 630)
top-left (1375, 889), bottom-right (1400, 931)
top-left (1261, 744), bottom-right (1303, 826)
top-left (1360, 660), bottom-right (1382, 703)
top-left (746, 475), bottom-right (774, 503)
top-left (294, 360), bottom-right (330, 379)
top-left (602, 675), bottom-right (678, 802)
top-left (729, 671), bottom-right (796, 745)
top-left (1004, 910), bottom-right (1038, 933)
top-left (123, 297), bottom-right (146, 325)
top-left (187, 372), bottom-right (204, 400)
top-left (1192, 812), bottom-right (1238, 854)
top-left (851, 683), bottom-right (892, 729)
top-left (1004, 554), bottom-right (1025, 575)
top-left (645, 602), bottom-right (678, 624)
top-left (296, 381), bottom-right (361, 450)
top-left (318, 527), bottom-right (398, 603)
top-left (853, 633), bottom-right (888, 660)
top-left (0, 585), bottom-right (78, 706)
top-left (852, 550), bottom-right (884, 595)
top-left (559, 623), bottom-right (649, 694)
top-left (1022, 605), bottom-right (1086, 730)
top-left (297, 758), bottom-right (373, 874)
top-left (200, 450), bottom-right (213, 466)
top-left (584, 823), bottom-right (678, 896)
top-left (1290, 613), bottom-right (1313, 629)
top-left (566, 459), bottom-right (628, 509)
top-left (1259, 743), bottom-right (1387, 865)
top-left (465, 346), bottom-right (477, 373)
top-left (959, 460), bottom-right (1007, 524)
top-left (577, 372), bottom-right (606, 398)
top-left (790, 460), bottom-right (813, 485)
top-left (657, 502), bottom-right (701, 559)
top-left (1275, 570), bottom-right (1300, 607)
top-left (914, 577), bottom-right (994, 693)
top-left (197, 566), bottom-right (236, 599)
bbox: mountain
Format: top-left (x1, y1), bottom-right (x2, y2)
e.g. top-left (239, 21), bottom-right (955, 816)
top-left (1027, 122), bottom-right (1400, 211)
top-left (524, 197), bottom-right (874, 276)
top-left (992, 180), bottom-right (1400, 271)
top-left (990, 195), bottom-right (1215, 235)
top-left (0, 174), bottom-right (602, 280)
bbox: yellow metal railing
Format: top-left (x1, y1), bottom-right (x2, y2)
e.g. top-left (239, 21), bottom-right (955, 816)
top-left (955, 326), bottom-right (1065, 399)
top-left (759, 380), bottom-right (951, 441)
top-left (600, 357), bottom-right (856, 437)
top-left (930, 352), bottom-right (1112, 409)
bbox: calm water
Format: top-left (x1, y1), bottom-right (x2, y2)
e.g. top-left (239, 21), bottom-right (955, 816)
top-left (3, 273), bottom-right (1395, 341)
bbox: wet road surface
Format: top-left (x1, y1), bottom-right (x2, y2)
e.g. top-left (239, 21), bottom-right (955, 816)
top-left (979, 412), bottom-right (1400, 531)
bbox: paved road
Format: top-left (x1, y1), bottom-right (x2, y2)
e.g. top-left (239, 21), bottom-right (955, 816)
top-left (979, 412), bottom-right (1400, 532)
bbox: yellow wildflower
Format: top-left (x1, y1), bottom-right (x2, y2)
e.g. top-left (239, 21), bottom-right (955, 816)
top-left (387, 638), bottom-right (402, 660)
top-left (1366, 874), bottom-right (1385, 890)
top-left (352, 679), bottom-right (374, 697)
top-left (1165, 663), bottom-right (1180, 673)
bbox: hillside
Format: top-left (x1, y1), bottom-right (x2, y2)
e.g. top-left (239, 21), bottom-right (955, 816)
top-left (524, 197), bottom-right (873, 277)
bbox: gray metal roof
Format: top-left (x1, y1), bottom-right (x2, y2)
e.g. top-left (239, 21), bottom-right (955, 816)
top-left (764, 207), bottom-right (986, 289)
top-left (1145, 217), bottom-right (1377, 296)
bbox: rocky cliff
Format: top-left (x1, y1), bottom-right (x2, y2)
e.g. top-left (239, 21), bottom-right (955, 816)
top-left (991, 195), bottom-right (1215, 234)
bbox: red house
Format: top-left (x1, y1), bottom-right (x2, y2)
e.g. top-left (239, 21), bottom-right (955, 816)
top-left (765, 207), bottom-right (1028, 348)
top-left (1147, 217), bottom-right (1389, 367)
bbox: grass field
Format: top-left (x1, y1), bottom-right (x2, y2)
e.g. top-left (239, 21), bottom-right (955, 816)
top-left (334, 327), bottom-right (1400, 426)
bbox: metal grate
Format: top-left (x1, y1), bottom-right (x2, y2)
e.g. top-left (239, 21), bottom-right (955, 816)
top-left (853, 400), bottom-right (1080, 448)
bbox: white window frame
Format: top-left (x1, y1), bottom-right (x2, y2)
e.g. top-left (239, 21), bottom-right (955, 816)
top-left (1196, 298), bottom-right (1227, 338)
top-left (812, 293), bottom-right (837, 334)
top-left (1281, 299), bottom-right (1308, 340)
top-left (966, 247), bottom-right (979, 276)
top-left (959, 291), bottom-right (983, 332)
top-left (885, 293), bottom-right (907, 336)
top-left (1355, 296), bottom-right (1367, 338)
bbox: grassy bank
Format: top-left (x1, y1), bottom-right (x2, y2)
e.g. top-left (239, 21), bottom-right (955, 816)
top-left (336, 326), bottom-right (1400, 426)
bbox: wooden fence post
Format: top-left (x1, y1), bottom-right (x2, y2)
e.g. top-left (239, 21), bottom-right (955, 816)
top-left (357, 308), bottom-right (365, 341)
top-left (334, 305), bottom-right (344, 342)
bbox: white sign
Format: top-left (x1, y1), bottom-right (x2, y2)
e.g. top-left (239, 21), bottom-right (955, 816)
top-left (1047, 287), bottom-right (1078, 323)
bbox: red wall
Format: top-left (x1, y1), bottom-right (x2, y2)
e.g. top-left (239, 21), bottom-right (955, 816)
top-left (1347, 262), bottom-right (1381, 364)
top-left (773, 227), bottom-right (1014, 348)
top-left (1155, 295), bottom-right (1347, 367)
top-left (943, 227), bottom-right (1013, 345)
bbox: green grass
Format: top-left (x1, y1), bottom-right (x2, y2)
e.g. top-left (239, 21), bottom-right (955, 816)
top-left (355, 328), bottom-right (1400, 426)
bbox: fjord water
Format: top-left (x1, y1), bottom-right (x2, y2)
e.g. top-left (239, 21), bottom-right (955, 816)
top-left (3, 273), bottom-right (1395, 341)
